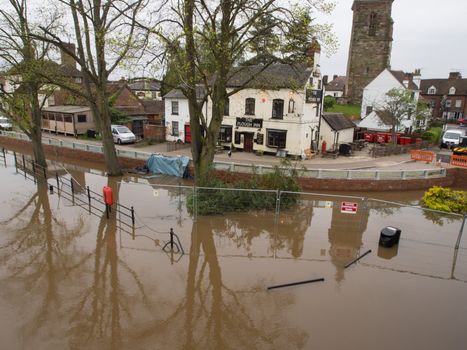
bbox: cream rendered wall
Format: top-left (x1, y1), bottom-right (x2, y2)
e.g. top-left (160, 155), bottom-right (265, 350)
top-left (217, 87), bottom-right (320, 155)
top-left (319, 122), bottom-right (354, 150)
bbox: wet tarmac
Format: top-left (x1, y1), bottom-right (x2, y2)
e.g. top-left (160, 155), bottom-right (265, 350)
top-left (0, 151), bottom-right (466, 350)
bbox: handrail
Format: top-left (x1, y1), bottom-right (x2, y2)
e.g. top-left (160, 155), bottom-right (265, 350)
top-left (0, 130), bottom-right (448, 181)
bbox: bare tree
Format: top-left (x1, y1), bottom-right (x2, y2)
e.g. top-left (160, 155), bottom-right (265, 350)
top-left (154, 0), bottom-right (336, 183)
top-left (0, 0), bottom-right (61, 168)
top-left (35, 0), bottom-right (153, 175)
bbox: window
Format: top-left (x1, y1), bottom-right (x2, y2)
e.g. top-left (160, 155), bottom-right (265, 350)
top-left (449, 87), bottom-right (456, 95)
top-left (455, 100), bottom-right (462, 108)
top-left (267, 129), bottom-right (287, 148)
top-left (172, 121), bottom-right (179, 136)
top-left (446, 100), bottom-right (451, 108)
top-left (428, 86), bottom-right (436, 95)
top-left (224, 98), bottom-right (230, 116)
top-left (55, 114), bottom-right (63, 122)
top-left (234, 131), bottom-right (241, 144)
top-left (369, 12), bottom-right (377, 36)
top-left (288, 99), bottom-right (295, 113)
top-left (77, 114), bottom-right (87, 123)
top-left (171, 101), bottom-right (179, 115)
top-left (219, 125), bottom-right (232, 142)
top-left (430, 100), bottom-right (436, 108)
top-left (366, 106), bottom-right (373, 116)
top-left (272, 99), bottom-right (284, 119)
top-left (64, 115), bottom-right (72, 123)
top-left (245, 98), bottom-right (255, 115)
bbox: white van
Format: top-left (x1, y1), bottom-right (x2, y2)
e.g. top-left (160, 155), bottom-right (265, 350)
top-left (111, 125), bottom-right (136, 144)
top-left (440, 129), bottom-right (467, 148)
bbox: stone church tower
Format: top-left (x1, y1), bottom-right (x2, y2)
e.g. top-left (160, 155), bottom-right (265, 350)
top-left (346, 0), bottom-right (394, 104)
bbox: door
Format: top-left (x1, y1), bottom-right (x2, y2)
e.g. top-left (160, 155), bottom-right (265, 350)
top-left (184, 124), bottom-right (191, 143)
top-left (243, 133), bottom-right (254, 152)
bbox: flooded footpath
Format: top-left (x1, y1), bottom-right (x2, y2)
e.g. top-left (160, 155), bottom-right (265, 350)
top-left (0, 150), bottom-right (467, 350)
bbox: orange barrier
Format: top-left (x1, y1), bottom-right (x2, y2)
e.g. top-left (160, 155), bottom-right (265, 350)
top-left (410, 150), bottom-right (435, 163)
top-left (451, 155), bottom-right (467, 168)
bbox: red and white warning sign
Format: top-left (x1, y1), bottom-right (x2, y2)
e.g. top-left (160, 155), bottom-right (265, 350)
top-left (341, 201), bottom-right (358, 214)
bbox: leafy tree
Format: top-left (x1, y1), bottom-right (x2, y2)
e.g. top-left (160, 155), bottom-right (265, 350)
top-left (245, 13), bottom-right (280, 65)
top-left (375, 88), bottom-right (427, 145)
top-left (324, 95), bottom-right (336, 110)
top-left (0, 0), bottom-right (61, 168)
top-left (35, 0), bottom-right (152, 176)
top-left (154, 0), bottom-right (336, 184)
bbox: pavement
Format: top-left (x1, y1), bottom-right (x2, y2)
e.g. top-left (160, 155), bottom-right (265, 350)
top-left (46, 133), bottom-right (451, 171)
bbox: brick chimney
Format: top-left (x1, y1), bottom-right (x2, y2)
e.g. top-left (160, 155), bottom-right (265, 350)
top-left (449, 72), bottom-right (462, 80)
top-left (333, 75), bottom-right (338, 81)
top-left (61, 43), bottom-right (76, 68)
top-left (323, 75), bottom-right (328, 85)
top-left (306, 38), bottom-right (321, 68)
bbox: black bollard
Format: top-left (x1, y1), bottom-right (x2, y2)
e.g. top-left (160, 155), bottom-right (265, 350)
top-left (49, 185), bottom-right (54, 194)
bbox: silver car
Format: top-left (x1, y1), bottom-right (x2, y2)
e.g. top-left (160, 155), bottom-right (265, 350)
top-left (0, 116), bottom-right (12, 130)
top-left (111, 125), bottom-right (136, 144)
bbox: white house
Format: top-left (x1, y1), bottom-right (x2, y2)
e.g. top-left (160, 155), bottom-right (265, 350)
top-left (324, 75), bottom-right (346, 98)
top-left (164, 44), bottom-right (324, 156)
top-left (359, 69), bottom-right (423, 133)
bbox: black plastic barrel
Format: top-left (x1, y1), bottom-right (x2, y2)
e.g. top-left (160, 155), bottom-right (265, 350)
top-left (379, 226), bottom-right (401, 247)
top-left (87, 129), bottom-right (96, 138)
top-left (339, 143), bottom-right (352, 156)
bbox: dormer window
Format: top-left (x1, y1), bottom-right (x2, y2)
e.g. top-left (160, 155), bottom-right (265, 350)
top-left (428, 86), bottom-right (436, 95)
top-left (449, 87), bottom-right (456, 95)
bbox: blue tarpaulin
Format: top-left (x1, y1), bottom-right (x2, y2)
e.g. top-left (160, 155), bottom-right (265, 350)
top-left (146, 154), bottom-right (190, 178)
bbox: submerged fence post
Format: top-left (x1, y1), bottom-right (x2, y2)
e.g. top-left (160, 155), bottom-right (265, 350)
top-left (14, 152), bottom-right (17, 173)
top-left (275, 190), bottom-right (281, 223)
top-left (131, 206), bottom-right (135, 226)
top-left (455, 215), bottom-right (466, 250)
top-left (56, 172), bottom-right (60, 189)
top-left (22, 154), bottom-right (26, 178)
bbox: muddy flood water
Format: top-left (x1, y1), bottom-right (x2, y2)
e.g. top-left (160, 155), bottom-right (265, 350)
top-left (0, 151), bottom-right (467, 350)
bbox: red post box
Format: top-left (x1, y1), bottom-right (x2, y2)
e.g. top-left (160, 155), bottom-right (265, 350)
top-left (103, 186), bottom-right (113, 206)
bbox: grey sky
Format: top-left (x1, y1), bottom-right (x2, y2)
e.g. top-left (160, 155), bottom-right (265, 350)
top-left (318, 0), bottom-right (467, 79)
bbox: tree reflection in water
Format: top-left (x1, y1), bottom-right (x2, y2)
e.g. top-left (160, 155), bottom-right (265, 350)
top-left (67, 176), bottom-right (153, 350)
top-left (0, 182), bottom-right (85, 340)
top-left (128, 216), bottom-right (308, 350)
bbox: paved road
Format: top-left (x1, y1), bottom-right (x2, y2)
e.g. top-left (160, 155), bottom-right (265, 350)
top-left (46, 133), bottom-right (450, 170)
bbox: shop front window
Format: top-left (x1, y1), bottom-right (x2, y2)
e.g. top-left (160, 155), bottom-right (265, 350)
top-left (219, 125), bottom-right (233, 142)
top-left (267, 129), bottom-right (287, 148)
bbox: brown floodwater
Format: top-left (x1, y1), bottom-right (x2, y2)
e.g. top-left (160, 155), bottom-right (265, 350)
top-left (0, 151), bottom-right (466, 350)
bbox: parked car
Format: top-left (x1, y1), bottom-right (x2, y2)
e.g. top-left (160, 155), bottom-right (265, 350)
top-left (440, 129), bottom-right (467, 148)
top-left (111, 125), bottom-right (136, 144)
top-left (0, 116), bottom-right (12, 130)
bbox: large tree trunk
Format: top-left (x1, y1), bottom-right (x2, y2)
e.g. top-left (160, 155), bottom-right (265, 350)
top-left (92, 89), bottom-right (122, 176)
top-left (28, 84), bottom-right (47, 168)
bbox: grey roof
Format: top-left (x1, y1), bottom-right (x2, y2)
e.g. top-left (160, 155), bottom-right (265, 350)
top-left (164, 85), bottom-right (206, 100)
top-left (226, 63), bottom-right (312, 89)
top-left (389, 70), bottom-right (419, 90)
top-left (322, 113), bottom-right (356, 131)
top-left (128, 80), bottom-right (161, 91)
top-left (325, 76), bottom-right (346, 92)
top-left (43, 105), bottom-right (90, 114)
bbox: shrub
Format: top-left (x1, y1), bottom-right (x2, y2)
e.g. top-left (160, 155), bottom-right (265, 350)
top-left (422, 186), bottom-right (467, 214)
top-left (187, 159), bottom-right (302, 215)
top-left (324, 96), bottom-right (336, 110)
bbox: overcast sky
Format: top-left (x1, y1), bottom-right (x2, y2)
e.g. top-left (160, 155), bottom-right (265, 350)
top-left (318, 0), bottom-right (467, 79)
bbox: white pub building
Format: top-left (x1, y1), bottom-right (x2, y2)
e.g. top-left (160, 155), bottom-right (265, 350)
top-left (164, 42), bottom-right (324, 157)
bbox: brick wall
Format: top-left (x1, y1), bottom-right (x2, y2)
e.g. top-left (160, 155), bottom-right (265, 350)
top-left (143, 124), bottom-right (165, 141)
top-left (2, 135), bottom-right (466, 191)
